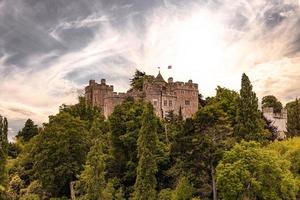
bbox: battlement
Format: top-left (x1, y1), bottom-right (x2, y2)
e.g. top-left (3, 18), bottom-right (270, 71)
top-left (86, 79), bottom-right (114, 91)
top-left (262, 107), bottom-right (287, 119)
top-left (105, 92), bottom-right (128, 98)
top-left (172, 81), bottom-right (198, 90)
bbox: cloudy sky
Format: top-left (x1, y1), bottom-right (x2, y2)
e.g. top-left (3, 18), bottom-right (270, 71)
top-left (1, 0), bottom-right (300, 140)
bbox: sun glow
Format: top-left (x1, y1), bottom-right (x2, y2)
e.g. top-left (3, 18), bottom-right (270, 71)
top-left (141, 8), bottom-right (241, 96)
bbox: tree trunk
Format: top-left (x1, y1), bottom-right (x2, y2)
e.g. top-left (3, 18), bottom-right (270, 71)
top-left (211, 162), bottom-right (217, 200)
top-left (70, 181), bottom-right (76, 200)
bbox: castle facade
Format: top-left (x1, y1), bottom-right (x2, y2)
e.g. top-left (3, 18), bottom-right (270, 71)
top-left (85, 72), bottom-right (199, 118)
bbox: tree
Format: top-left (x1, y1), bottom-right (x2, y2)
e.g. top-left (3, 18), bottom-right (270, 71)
top-left (130, 70), bottom-right (154, 91)
top-left (79, 139), bottom-right (106, 200)
top-left (235, 73), bottom-right (267, 142)
top-left (286, 99), bottom-right (300, 137)
top-left (262, 95), bottom-right (283, 113)
top-left (133, 103), bottom-right (158, 200)
top-left (107, 99), bottom-right (146, 197)
top-left (193, 103), bottom-right (234, 200)
top-left (17, 119), bottom-right (38, 142)
top-left (170, 88), bottom-right (236, 199)
top-left (31, 112), bottom-right (89, 197)
top-left (0, 116), bottom-right (8, 198)
top-left (171, 177), bottom-right (194, 200)
top-left (216, 141), bottom-right (298, 200)
top-left (59, 96), bottom-right (104, 129)
top-left (268, 137), bottom-right (300, 181)
top-left (208, 86), bottom-right (239, 126)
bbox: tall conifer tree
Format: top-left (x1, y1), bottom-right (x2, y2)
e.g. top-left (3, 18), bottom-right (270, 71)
top-left (287, 98), bottom-right (300, 137)
top-left (133, 103), bottom-right (158, 200)
top-left (0, 116), bottom-right (8, 194)
top-left (17, 119), bottom-right (38, 142)
top-left (79, 139), bottom-right (106, 200)
top-left (235, 73), bottom-right (266, 141)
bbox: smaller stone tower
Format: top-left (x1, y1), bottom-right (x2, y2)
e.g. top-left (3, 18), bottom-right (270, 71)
top-left (85, 79), bottom-right (114, 113)
top-left (263, 107), bottom-right (287, 139)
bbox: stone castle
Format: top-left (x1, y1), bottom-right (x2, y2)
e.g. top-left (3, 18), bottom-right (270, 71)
top-left (85, 72), bottom-right (288, 136)
top-left (85, 72), bottom-right (199, 118)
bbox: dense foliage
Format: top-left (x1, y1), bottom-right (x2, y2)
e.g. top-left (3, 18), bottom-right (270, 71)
top-left (262, 95), bottom-right (283, 113)
top-left (3, 73), bottom-right (300, 200)
top-left (16, 119), bottom-right (38, 142)
top-left (286, 99), bottom-right (300, 137)
top-left (235, 73), bottom-right (268, 142)
top-left (130, 70), bottom-right (154, 91)
top-left (0, 116), bottom-right (8, 198)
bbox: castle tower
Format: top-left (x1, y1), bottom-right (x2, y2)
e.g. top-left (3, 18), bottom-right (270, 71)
top-left (85, 78), bottom-right (113, 113)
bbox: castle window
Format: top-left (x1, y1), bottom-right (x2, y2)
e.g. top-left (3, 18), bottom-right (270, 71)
top-left (169, 100), bottom-right (172, 107)
top-left (153, 100), bottom-right (158, 106)
top-left (185, 100), bottom-right (190, 105)
top-left (164, 100), bottom-right (168, 106)
top-left (181, 91), bottom-right (184, 94)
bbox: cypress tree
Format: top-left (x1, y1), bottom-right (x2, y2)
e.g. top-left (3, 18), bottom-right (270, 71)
top-left (79, 139), bottom-right (106, 200)
top-left (133, 103), bottom-right (158, 200)
top-left (287, 98), bottom-right (300, 137)
top-left (17, 119), bottom-right (38, 142)
top-left (235, 73), bottom-right (266, 141)
top-left (0, 116), bottom-right (8, 194)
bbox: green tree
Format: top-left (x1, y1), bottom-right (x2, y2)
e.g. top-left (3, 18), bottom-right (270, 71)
top-left (79, 139), bottom-right (106, 200)
top-left (262, 95), bottom-right (283, 113)
top-left (107, 99), bottom-right (145, 197)
top-left (17, 119), bottom-right (38, 142)
top-left (207, 86), bottom-right (239, 126)
top-left (130, 70), bottom-right (154, 91)
top-left (193, 103), bottom-right (234, 200)
top-left (268, 137), bottom-right (300, 191)
top-left (286, 99), bottom-right (300, 137)
top-left (170, 88), bottom-right (236, 199)
top-left (0, 116), bottom-right (8, 196)
top-left (216, 141), bottom-right (298, 200)
top-left (235, 73), bottom-right (267, 142)
top-left (31, 112), bottom-right (89, 197)
top-left (172, 177), bottom-right (194, 200)
top-left (159, 188), bottom-right (173, 200)
top-left (59, 96), bottom-right (104, 129)
top-left (133, 103), bottom-right (158, 200)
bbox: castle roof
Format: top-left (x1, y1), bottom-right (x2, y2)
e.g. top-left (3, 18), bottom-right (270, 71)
top-left (154, 71), bottom-right (166, 83)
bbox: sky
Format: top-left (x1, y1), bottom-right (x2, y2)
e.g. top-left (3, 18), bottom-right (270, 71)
top-left (1, 0), bottom-right (300, 140)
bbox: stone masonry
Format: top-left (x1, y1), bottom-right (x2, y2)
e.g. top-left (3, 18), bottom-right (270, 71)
top-left (85, 72), bottom-right (199, 118)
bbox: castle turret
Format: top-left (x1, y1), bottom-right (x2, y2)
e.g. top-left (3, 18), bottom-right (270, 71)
top-left (154, 71), bottom-right (166, 84)
top-left (85, 79), bottom-right (113, 112)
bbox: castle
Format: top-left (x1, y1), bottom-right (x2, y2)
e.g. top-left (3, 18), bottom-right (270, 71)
top-left (85, 72), bottom-right (199, 118)
top-left (85, 72), bottom-right (288, 137)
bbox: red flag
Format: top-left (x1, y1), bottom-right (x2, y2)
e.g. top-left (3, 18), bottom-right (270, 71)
top-left (168, 65), bottom-right (172, 69)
